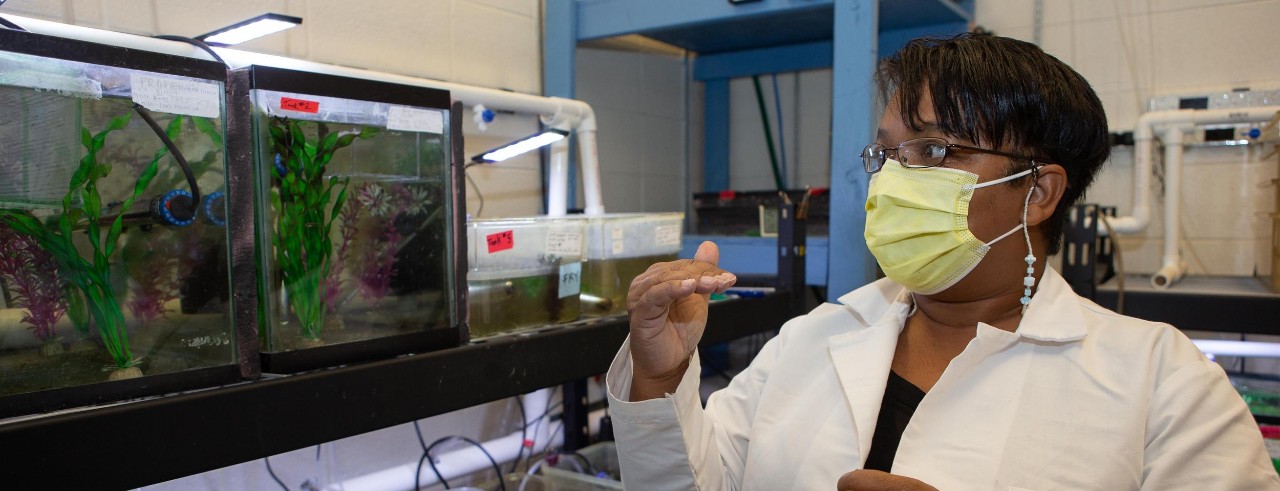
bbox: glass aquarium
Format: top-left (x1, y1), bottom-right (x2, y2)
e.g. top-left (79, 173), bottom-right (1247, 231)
top-left (0, 30), bottom-right (240, 417)
top-left (243, 66), bottom-right (463, 373)
top-left (467, 218), bottom-right (585, 339)
top-left (576, 213), bottom-right (684, 317)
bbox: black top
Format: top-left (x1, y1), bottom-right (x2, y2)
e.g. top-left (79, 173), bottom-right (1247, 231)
top-left (863, 371), bottom-right (927, 472)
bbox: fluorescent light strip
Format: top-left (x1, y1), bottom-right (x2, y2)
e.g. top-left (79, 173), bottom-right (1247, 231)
top-left (203, 18), bottom-right (297, 46)
top-left (481, 131), bottom-right (567, 162)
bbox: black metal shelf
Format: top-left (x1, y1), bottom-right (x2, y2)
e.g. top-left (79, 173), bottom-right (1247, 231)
top-left (1094, 274), bottom-right (1280, 334)
top-left (0, 292), bottom-right (792, 490)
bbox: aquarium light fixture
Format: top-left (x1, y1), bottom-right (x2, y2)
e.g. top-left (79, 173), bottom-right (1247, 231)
top-left (196, 13), bottom-right (302, 46)
top-left (471, 129), bottom-right (569, 163)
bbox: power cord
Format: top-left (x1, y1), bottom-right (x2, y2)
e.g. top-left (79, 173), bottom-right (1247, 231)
top-left (153, 34), bottom-right (226, 65)
top-left (264, 456), bottom-right (289, 491)
top-left (1099, 216), bottom-right (1125, 314)
top-left (511, 395), bottom-right (528, 473)
top-left (0, 0), bottom-right (26, 32)
top-left (464, 162), bottom-right (485, 218)
top-left (423, 436), bottom-right (507, 491)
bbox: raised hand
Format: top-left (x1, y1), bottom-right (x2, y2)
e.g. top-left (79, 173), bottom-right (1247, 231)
top-left (626, 241), bottom-right (736, 401)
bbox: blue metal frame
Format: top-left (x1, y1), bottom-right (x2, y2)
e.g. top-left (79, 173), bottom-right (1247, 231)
top-left (545, 0), bottom-right (971, 301)
top-left (575, 0), bottom-right (833, 42)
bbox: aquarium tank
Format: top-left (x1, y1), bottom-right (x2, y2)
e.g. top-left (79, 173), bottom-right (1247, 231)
top-left (241, 66), bottom-right (463, 373)
top-left (0, 30), bottom-right (242, 417)
top-left (467, 217), bottom-right (585, 338)
top-left (576, 213), bottom-right (684, 317)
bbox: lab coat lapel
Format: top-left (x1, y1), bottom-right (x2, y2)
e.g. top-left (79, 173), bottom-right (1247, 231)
top-left (827, 311), bottom-right (904, 467)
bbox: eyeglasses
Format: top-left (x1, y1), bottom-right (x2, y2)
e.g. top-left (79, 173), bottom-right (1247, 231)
top-left (862, 137), bottom-right (1046, 174)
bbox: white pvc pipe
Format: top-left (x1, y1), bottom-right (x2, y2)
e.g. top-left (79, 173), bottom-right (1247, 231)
top-left (546, 139), bottom-right (571, 217)
top-left (7, 14), bottom-right (606, 217)
top-left (1151, 128), bottom-right (1187, 289)
top-left (1104, 106), bottom-right (1280, 288)
top-left (1106, 106), bottom-right (1280, 234)
top-left (576, 130), bottom-right (606, 216)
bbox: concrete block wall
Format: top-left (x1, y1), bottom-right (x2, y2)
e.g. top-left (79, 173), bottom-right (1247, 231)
top-left (0, 0), bottom-right (547, 219)
top-left (574, 40), bottom-right (690, 213)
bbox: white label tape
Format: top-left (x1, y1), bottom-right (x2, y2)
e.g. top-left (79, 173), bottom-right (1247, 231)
top-left (546, 231), bottom-right (583, 257)
top-left (386, 106), bottom-right (444, 133)
top-left (130, 73), bottom-right (220, 118)
top-left (558, 262), bottom-right (582, 298)
top-left (655, 224), bottom-right (680, 247)
top-left (611, 228), bottom-right (625, 255)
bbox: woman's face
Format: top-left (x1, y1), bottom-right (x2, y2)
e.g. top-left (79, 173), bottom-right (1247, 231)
top-left (874, 89), bottom-right (1042, 300)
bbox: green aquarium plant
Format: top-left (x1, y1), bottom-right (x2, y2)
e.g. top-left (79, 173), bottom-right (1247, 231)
top-left (268, 118), bottom-right (376, 343)
top-left (0, 111), bottom-right (190, 379)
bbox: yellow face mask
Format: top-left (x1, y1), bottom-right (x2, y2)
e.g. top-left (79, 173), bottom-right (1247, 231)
top-left (864, 158), bottom-right (1035, 295)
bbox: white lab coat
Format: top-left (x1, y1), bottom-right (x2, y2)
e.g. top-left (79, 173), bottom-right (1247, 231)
top-left (606, 268), bottom-right (1280, 490)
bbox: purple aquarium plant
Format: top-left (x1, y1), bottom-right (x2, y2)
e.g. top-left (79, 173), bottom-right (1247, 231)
top-left (0, 221), bottom-right (69, 344)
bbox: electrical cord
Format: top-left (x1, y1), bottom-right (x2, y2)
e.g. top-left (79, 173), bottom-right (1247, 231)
top-left (771, 73), bottom-right (788, 188)
top-left (412, 421), bottom-right (439, 491)
top-left (423, 436), bottom-right (507, 491)
top-left (751, 75), bottom-right (785, 191)
top-left (152, 34), bottom-right (226, 66)
top-left (463, 162), bottom-right (485, 218)
top-left (1099, 215), bottom-right (1125, 314)
top-left (132, 104), bottom-right (202, 222)
top-left (511, 395), bottom-right (528, 473)
top-left (0, 1), bottom-right (26, 32)
top-left (263, 456), bottom-right (290, 491)
top-left (0, 15), bottom-right (23, 31)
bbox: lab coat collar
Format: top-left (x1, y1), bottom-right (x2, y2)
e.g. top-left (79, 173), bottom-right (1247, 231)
top-left (1014, 267), bottom-right (1088, 342)
top-left (834, 267), bottom-right (1088, 343)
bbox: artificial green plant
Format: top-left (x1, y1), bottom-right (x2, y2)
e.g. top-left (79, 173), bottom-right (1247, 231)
top-left (268, 118), bottom-right (377, 343)
top-left (0, 112), bottom-right (196, 376)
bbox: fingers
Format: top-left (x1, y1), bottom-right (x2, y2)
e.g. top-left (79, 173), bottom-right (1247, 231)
top-left (836, 470), bottom-right (938, 491)
top-left (629, 277), bottom-right (698, 322)
top-left (693, 240), bottom-right (720, 266)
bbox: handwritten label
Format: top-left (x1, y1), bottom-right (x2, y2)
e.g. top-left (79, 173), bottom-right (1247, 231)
top-left (386, 106), bottom-right (444, 133)
top-left (486, 230), bottom-right (514, 253)
top-left (546, 231), bottom-right (582, 257)
top-left (611, 228), bottom-right (624, 255)
top-left (130, 74), bottom-right (219, 118)
top-left (280, 96), bottom-right (320, 113)
top-left (559, 262), bottom-right (582, 298)
top-left (655, 224), bottom-right (680, 247)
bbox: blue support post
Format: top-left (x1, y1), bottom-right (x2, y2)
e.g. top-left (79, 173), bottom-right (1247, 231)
top-left (544, 0), bottom-right (578, 210)
top-left (703, 78), bottom-right (731, 192)
top-left (826, 0), bottom-right (879, 301)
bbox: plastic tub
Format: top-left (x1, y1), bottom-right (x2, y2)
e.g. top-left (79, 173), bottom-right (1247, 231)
top-left (574, 213), bottom-right (684, 317)
top-left (468, 217), bottom-right (585, 338)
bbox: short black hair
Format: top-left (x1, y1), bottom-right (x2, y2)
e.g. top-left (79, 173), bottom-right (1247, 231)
top-left (875, 33), bottom-right (1110, 255)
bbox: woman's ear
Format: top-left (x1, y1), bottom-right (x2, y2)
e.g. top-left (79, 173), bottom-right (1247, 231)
top-left (1027, 164), bottom-right (1067, 227)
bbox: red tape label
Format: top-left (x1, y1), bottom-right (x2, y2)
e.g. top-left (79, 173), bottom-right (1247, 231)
top-left (280, 97), bottom-right (320, 113)
top-left (486, 230), bottom-right (514, 253)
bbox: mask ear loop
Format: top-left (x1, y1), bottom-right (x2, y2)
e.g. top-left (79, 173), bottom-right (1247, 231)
top-left (1020, 165), bottom-right (1042, 313)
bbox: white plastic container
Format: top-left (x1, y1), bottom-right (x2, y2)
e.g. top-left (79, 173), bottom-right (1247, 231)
top-left (575, 213), bottom-right (684, 317)
top-left (467, 217), bottom-right (585, 338)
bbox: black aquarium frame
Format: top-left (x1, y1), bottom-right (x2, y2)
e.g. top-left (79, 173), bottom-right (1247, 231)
top-left (0, 28), bottom-right (250, 418)
top-left (234, 65), bottom-right (466, 374)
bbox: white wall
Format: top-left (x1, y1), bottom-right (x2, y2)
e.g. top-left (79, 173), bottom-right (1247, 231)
top-left (574, 40), bottom-right (690, 213)
top-left (977, 0), bottom-right (1280, 277)
top-left (0, 0), bottom-right (548, 219)
top-left (726, 70), bottom-right (833, 192)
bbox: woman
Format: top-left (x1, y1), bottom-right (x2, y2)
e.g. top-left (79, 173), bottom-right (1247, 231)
top-left (606, 33), bottom-right (1279, 490)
